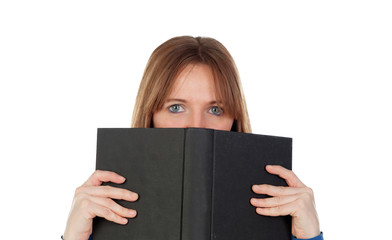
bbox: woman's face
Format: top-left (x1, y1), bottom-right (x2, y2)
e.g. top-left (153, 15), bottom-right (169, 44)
top-left (152, 64), bottom-right (234, 131)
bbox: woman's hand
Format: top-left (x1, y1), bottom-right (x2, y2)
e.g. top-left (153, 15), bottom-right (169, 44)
top-left (63, 170), bottom-right (139, 240)
top-left (250, 165), bottom-right (320, 239)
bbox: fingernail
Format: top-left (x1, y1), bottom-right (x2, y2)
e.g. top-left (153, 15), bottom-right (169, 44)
top-left (130, 210), bottom-right (137, 217)
top-left (119, 176), bottom-right (126, 181)
top-left (121, 218), bottom-right (128, 224)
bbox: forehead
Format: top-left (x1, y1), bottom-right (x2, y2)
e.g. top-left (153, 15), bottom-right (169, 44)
top-left (167, 64), bottom-right (218, 102)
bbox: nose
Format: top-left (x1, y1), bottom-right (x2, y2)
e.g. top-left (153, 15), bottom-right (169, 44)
top-left (185, 112), bottom-right (205, 128)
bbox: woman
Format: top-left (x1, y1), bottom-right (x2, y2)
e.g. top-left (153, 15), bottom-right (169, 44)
top-left (63, 36), bottom-right (322, 240)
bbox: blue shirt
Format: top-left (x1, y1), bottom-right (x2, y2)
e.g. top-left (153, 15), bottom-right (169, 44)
top-left (292, 232), bottom-right (324, 240)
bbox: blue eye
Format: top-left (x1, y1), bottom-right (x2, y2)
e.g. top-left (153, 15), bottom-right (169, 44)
top-left (168, 104), bottom-right (184, 113)
top-left (209, 106), bottom-right (223, 116)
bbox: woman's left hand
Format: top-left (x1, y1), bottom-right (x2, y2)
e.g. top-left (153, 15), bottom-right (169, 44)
top-left (250, 165), bottom-right (320, 239)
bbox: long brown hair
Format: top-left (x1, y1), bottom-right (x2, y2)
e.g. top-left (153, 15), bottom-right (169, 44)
top-left (131, 36), bottom-right (252, 133)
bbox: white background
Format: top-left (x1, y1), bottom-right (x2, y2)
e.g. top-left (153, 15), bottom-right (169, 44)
top-left (1, 1), bottom-right (391, 239)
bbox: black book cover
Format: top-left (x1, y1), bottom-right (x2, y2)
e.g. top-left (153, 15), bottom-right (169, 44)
top-left (93, 128), bottom-right (292, 240)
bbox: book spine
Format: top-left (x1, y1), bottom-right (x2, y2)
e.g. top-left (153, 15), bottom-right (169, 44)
top-left (181, 129), bottom-right (214, 240)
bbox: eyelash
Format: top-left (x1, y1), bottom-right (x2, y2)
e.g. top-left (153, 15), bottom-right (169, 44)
top-left (168, 104), bottom-right (224, 116)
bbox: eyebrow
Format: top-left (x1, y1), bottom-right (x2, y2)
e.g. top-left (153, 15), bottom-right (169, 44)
top-left (165, 98), bottom-right (222, 105)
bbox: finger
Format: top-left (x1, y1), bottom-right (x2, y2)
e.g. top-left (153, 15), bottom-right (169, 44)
top-left (250, 194), bottom-right (300, 208)
top-left (83, 170), bottom-right (126, 187)
top-left (88, 201), bottom-right (129, 225)
top-left (89, 196), bottom-right (137, 219)
top-left (255, 196), bottom-right (321, 238)
top-left (255, 200), bottom-right (298, 217)
top-left (266, 165), bottom-right (306, 187)
top-left (252, 184), bottom-right (303, 196)
top-left (77, 185), bottom-right (139, 202)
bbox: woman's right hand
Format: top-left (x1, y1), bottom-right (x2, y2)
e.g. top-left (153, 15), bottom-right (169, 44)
top-left (63, 170), bottom-right (139, 240)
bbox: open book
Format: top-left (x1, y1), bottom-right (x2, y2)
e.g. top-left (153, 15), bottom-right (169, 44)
top-left (93, 128), bottom-right (292, 240)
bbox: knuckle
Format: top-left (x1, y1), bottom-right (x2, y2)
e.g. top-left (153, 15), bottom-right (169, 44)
top-left (284, 169), bottom-right (294, 178)
top-left (301, 191), bottom-right (314, 204)
top-left (102, 207), bottom-right (113, 217)
top-left (79, 197), bottom-right (92, 209)
top-left (102, 198), bottom-right (115, 209)
top-left (120, 189), bottom-right (134, 200)
top-left (91, 170), bottom-right (100, 178)
top-left (296, 197), bottom-right (307, 210)
top-left (74, 191), bottom-right (85, 201)
top-left (257, 198), bottom-right (265, 206)
top-left (95, 170), bottom-right (107, 180)
top-left (275, 205), bottom-right (282, 214)
top-left (119, 205), bottom-right (127, 214)
top-left (118, 189), bottom-right (128, 199)
top-left (277, 186), bottom-right (286, 194)
top-left (263, 185), bottom-right (272, 193)
top-left (255, 184), bottom-right (268, 194)
top-left (274, 196), bottom-right (282, 205)
top-left (75, 186), bottom-right (86, 195)
top-left (307, 187), bottom-right (314, 198)
top-left (102, 185), bottom-right (112, 196)
top-left (92, 169), bottom-right (106, 179)
top-left (305, 187), bottom-right (314, 195)
top-left (75, 186), bottom-right (82, 195)
top-left (112, 201), bottom-right (125, 215)
top-left (303, 187), bottom-right (314, 200)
